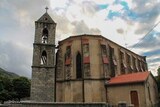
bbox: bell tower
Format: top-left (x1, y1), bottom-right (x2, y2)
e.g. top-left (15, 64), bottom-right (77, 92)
top-left (31, 7), bottom-right (56, 102)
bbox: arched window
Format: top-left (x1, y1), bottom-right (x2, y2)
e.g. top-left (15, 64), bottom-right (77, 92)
top-left (76, 52), bottom-right (82, 79)
top-left (42, 28), bottom-right (48, 43)
top-left (41, 51), bottom-right (47, 65)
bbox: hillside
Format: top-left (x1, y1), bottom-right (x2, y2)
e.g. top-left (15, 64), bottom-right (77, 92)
top-left (0, 67), bottom-right (19, 78)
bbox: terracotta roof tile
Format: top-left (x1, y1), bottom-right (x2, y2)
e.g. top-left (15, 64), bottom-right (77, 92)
top-left (107, 72), bottom-right (150, 85)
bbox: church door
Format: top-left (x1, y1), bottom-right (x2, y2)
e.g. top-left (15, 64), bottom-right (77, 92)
top-left (130, 91), bottom-right (139, 107)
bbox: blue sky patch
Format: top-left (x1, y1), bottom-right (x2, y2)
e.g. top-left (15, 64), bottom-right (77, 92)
top-left (97, 4), bottom-right (109, 10)
top-left (107, 10), bottom-right (121, 20)
top-left (147, 58), bottom-right (160, 63)
top-left (142, 49), bottom-right (160, 57)
top-left (106, 0), bottom-right (138, 21)
top-left (120, 1), bottom-right (129, 10)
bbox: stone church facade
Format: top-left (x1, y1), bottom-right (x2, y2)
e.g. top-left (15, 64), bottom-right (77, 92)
top-left (55, 34), bottom-right (148, 102)
top-left (29, 10), bottom-right (159, 107)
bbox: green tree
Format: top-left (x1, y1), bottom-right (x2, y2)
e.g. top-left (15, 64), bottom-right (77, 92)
top-left (156, 67), bottom-right (160, 93)
top-left (12, 77), bottom-right (30, 101)
top-left (158, 67), bottom-right (160, 76)
top-left (0, 90), bottom-right (11, 104)
top-left (0, 76), bottom-right (13, 103)
top-left (0, 80), bottom-right (4, 92)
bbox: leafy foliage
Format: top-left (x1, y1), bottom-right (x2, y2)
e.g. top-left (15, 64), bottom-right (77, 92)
top-left (156, 67), bottom-right (160, 93)
top-left (0, 68), bottom-right (30, 103)
top-left (157, 67), bottom-right (160, 76)
top-left (0, 90), bottom-right (10, 104)
top-left (12, 77), bottom-right (30, 101)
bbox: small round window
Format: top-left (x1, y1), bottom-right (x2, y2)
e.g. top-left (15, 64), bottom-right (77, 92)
top-left (44, 18), bottom-right (48, 20)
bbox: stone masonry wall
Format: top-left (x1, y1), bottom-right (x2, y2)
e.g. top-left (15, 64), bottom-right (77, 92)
top-left (9, 102), bottom-right (109, 107)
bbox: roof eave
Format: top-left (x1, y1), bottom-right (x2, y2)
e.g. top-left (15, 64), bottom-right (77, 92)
top-left (106, 80), bottom-right (145, 86)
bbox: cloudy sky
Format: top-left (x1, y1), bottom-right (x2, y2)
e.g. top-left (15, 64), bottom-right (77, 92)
top-left (0, 0), bottom-right (160, 77)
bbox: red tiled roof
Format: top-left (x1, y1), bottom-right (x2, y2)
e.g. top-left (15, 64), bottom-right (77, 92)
top-left (107, 72), bottom-right (150, 85)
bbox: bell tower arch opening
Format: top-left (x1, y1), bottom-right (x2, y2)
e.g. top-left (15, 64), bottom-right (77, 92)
top-left (41, 51), bottom-right (47, 65)
top-left (42, 28), bottom-right (48, 43)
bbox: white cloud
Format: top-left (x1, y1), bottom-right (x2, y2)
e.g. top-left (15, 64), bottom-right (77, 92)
top-left (16, 10), bottom-right (32, 27)
top-left (92, 0), bottom-right (113, 4)
top-left (108, 4), bottom-right (123, 12)
top-left (1, 0), bottom-right (160, 77)
top-left (49, 0), bottom-right (69, 9)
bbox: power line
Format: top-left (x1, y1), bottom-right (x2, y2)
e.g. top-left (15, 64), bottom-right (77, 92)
top-left (130, 20), bottom-right (160, 50)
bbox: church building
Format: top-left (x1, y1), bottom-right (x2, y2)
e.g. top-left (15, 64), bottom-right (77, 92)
top-left (30, 9), bottom-right (159, 107)
top-left (55, 34), bottom-right (148, 103)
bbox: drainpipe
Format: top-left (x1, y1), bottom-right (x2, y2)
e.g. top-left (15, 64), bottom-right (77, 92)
top-left (105, 78), bottom-right (110, 104)
top-left (81, 36), bottom-right (85, 102)
top-left (54, 46), bottom-right (58, 102)
top-left (105, 80), bottom-right (109, 103)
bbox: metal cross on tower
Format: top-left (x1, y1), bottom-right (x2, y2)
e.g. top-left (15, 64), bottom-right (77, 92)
top-left (45, 6), bottom-right (49, 13)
